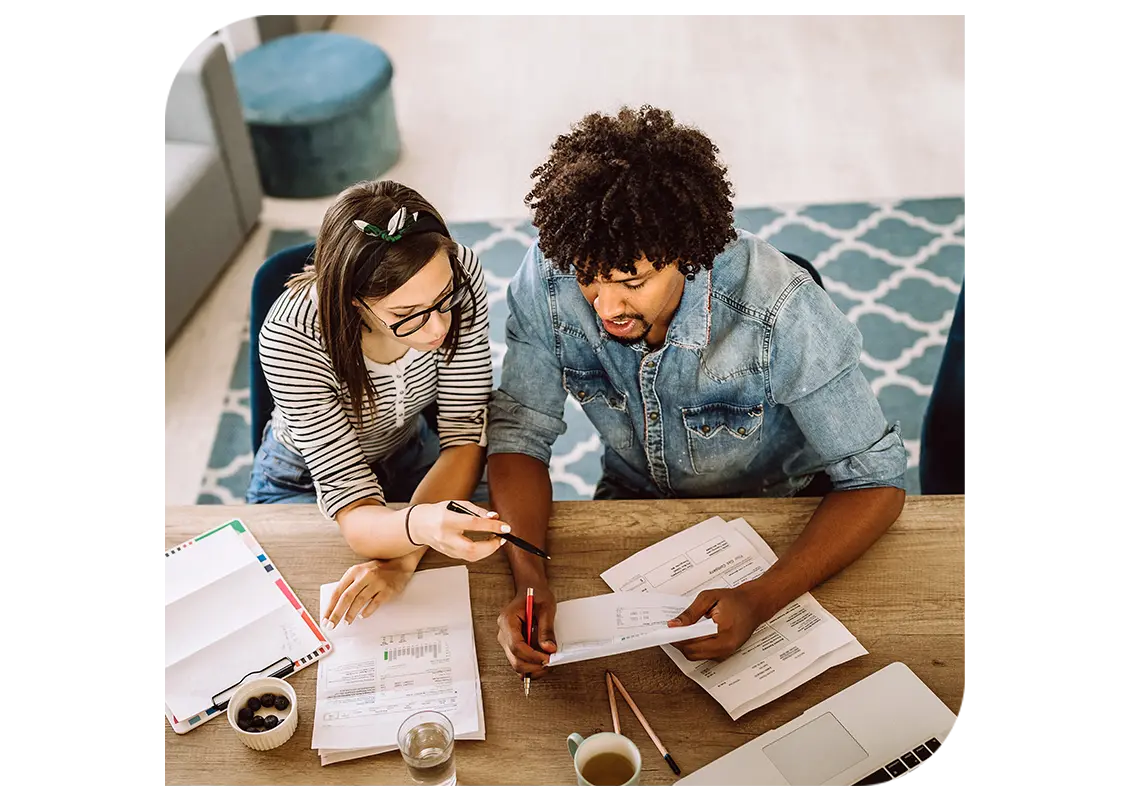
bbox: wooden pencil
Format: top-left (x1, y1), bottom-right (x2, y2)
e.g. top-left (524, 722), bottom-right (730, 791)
top-left (605, 671), bottom-right (621, 734)
top-left (608, 670), bottom-right (681, 776)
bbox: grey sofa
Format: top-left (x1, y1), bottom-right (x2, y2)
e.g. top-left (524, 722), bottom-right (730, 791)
top-left (165, 35), bottom-right (262, 346)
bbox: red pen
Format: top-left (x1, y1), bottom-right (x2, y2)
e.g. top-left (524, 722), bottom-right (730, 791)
top-left (524, 587), bottom-right (534, 698)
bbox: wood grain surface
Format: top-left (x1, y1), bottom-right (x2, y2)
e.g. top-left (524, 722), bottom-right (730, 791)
top-left (165, 497), bottom-right (964, 785)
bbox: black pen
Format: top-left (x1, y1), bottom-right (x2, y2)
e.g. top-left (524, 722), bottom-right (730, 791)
top-left (445, 501), bottom-right (551, 560)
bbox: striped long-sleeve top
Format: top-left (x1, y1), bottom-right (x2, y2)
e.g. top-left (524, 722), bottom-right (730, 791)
top-left (258, 243), bottom-right (492, 518)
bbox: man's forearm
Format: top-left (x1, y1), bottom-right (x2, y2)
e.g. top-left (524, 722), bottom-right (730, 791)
top-left (487, 452), bottom-right (553, 589)
top-left (412, 443), bottom-right (485, 504)
top-left (749, 486), bottom-right (906, 609)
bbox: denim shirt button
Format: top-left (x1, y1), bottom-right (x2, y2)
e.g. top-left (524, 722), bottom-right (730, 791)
top-left (578, 391), bottom-right (587, 399)
top-left (649, 411), bottom-right (659, 421)
top-left (701, 424), bottom-right (711, 433)
top-left (738, 427), bottom-right (746, 435)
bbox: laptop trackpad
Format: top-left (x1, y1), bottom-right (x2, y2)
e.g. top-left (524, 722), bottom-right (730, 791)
top-left (762, 712), bottom-right (869, 785)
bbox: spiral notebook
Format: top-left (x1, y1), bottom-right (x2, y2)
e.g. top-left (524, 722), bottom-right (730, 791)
top-left (164, 519), bottom-right (332, 733)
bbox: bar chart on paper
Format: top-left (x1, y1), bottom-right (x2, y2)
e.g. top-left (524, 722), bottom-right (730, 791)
top-left (380, 626), bottom-right (450, 662)
top-left (313, 570), bottom-right (487, 760)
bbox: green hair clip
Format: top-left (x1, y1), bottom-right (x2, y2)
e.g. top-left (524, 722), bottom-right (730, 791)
top-left (353, 207), bottom-right (418, 242)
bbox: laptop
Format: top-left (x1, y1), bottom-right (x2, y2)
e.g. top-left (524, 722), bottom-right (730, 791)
top-left (676, 662), bottom-right (957, 786)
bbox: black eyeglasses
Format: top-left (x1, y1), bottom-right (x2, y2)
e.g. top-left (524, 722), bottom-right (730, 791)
top-left (360, 265), bottom-right (469, 337)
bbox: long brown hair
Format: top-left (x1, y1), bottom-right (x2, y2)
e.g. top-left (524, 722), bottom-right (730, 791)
top-left (287, 180), bottom-right (471, 426)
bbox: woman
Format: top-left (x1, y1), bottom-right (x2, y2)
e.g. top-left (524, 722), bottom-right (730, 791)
top-left (247, 180), bottom-right (509, 628)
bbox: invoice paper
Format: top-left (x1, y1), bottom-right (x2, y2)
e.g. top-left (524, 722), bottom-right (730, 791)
top-left (548, 592), bottom-right (717, 666)
top-left (601, 516), bottom-right (866, 719)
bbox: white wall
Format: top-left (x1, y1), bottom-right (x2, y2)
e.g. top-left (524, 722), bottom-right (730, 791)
top-left (218, 15), bottom-right (331, 60)
top-left (295, 15), bottom-right (331, 33)
top-left (218, 17), bottom-right (259, 60)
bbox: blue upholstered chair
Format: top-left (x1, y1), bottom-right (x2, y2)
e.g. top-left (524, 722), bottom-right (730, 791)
top-left (233, 32), bottom-right (400, 198)
top-left (919, 283), bottom-right (965, 494)
top-left (249, 242), bottom-right (316, 454)
top-left (784, 252), bottom-right (823, 290)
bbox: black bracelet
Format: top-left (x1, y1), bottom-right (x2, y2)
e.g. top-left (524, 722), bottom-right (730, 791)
top-left (404, 504), bottom-right (422, 546)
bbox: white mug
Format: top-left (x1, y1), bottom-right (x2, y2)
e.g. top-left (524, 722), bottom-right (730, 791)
top-left (567, 731), bottom-right (642, 786)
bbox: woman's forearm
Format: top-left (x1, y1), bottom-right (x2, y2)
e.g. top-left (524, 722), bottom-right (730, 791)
top-left (335, 501), bottom-right (421, 560)
top-left (334, 444), bottom-right (485, 559)
top-left (388, 542), bottom-right (428, 572)
top-left (412, 443), bottom-right (486, 504)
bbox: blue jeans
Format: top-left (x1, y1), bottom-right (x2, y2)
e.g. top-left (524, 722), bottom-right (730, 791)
top-left (246, 417), bottom-right (441, 505)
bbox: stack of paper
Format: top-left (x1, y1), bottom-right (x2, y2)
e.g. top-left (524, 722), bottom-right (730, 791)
top-left (312, 566), bottom-right (485, 766)
top-left (601, 516), bottom-right (867, 720)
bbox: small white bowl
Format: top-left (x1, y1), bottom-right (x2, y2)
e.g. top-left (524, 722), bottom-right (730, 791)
top-left (226, 676), bottom-right (298, 751)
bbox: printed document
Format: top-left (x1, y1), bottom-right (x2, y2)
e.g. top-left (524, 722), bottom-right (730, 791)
top-left (548, 592), bottom-right (717, 666)
top-left (601, 516), bottom-right (866, 719)
top-left (311, 566), bottom-right (485, 757)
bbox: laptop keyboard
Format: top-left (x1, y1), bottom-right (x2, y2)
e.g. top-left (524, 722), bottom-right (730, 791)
top-left (853, 737), bottom-right (942, 785)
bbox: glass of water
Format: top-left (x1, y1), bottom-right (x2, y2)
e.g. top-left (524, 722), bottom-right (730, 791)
top-left (397, 710), bottom-right (456, 786)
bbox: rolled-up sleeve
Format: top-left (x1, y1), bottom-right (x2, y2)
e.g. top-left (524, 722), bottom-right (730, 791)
top-left (767, 278), bottom-right (907, 491)
top-left (486, 243), bottom-right (568, 464)
top-left (435, 245), bottom-right (493, 448)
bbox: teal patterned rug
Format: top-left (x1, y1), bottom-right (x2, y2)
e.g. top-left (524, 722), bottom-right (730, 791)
top-left (196, 197), bottom-right (964, 504)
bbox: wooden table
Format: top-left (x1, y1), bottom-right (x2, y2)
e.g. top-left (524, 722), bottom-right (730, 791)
top-left (165, 497), bottom-right (964, 785)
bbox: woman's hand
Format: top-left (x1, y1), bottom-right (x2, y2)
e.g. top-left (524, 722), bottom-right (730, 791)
top-left (322, 554), bottom-right (420, 629)
top-left (407, 501), bottom-right (509, 562)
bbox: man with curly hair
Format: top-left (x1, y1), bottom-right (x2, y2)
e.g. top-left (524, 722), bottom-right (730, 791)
top-left (487, 106), bottom-right (907, 680)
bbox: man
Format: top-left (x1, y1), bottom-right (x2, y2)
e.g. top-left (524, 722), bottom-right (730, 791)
top-left (487, 106), bottom-right (907, 680)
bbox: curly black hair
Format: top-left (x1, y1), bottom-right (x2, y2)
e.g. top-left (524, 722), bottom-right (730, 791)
top-left (525, 105), bottom-right (736, 284)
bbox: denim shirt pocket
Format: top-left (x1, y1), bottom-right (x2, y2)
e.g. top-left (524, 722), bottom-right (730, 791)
top-left (681, 402), bottom-right (764, 475)
top-left (562, 367), bottom-right (634, 451)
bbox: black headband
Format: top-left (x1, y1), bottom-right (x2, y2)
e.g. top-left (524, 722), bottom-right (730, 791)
top-left (350, 208), bottom-right (448, 297)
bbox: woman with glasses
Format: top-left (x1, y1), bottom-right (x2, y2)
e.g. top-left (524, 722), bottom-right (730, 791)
top-left (247, 180), bottom-right (509, 627)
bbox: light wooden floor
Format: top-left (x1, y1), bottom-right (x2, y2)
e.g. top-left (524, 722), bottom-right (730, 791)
top-left (165, 14), bottom-right (964, 504)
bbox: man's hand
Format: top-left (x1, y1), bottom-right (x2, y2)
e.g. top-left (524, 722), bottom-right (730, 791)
top-left (496, 585), bottom-right (557, 679)
top-left (667, 586), bottom-right (774, 661)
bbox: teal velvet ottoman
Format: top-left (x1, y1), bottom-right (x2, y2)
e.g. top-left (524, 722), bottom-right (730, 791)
top-left (232, 32), bottom-right (400, 198)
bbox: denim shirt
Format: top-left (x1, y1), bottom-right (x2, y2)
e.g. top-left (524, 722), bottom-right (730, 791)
top-left (487, 230), bottom-right (907, 498)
